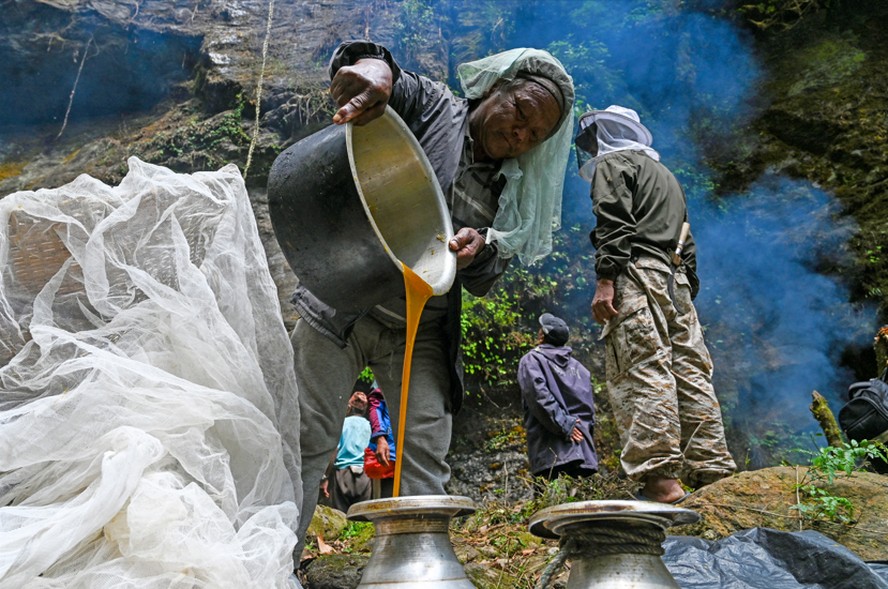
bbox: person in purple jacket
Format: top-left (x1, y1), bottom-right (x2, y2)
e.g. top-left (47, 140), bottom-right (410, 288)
top-left (517, 313), bottom-right (599, 479)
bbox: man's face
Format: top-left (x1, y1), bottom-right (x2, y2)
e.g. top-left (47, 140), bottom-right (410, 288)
top-left (576, 122), bottom-right (599, 157)
top-left (469, 79), bottom-right (562, 162)
top-left (349, 391), bottom-right (368, 413)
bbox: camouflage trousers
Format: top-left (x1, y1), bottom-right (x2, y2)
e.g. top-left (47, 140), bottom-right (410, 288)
top-left (602, 257), bottom-right (736, 488)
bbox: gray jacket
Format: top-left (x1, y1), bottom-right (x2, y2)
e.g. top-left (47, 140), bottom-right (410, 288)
top-left (290, 41), bottom-right (512, 413)
top-left (517, 344), bottom-right (598, 476)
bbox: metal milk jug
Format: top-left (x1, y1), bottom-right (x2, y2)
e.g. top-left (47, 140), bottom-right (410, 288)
top-left (529, 500), bottom-right (700, 589)
top-left (347, 495), bottom-right (477, 588)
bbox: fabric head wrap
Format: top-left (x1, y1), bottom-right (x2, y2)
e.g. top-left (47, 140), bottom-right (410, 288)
top-left (517, 72), bottom-right (566, 138)
top-left (457, 48), bottom-right (575, 265)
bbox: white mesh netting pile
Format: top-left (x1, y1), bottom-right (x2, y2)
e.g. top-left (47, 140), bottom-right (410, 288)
top-left (0, 158), bottom-right (302, 588)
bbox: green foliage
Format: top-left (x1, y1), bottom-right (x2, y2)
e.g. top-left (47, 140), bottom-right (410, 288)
top-left (143, 94), bottom-right (250, 169)
top-left (459, 225), bottom-right (599, 396)
top-left (791, 439), bottom-right (888, 523)
top-left (394, 0), bottom-right (439, 65)
top-left (743, 425), bottom-right (814, 468)
top-left (807, 439), bottom-right (887, 483)
top-left (528, 474), bottom-right (581, 508)
top-left (513, 470), bottom-right (636, 523)
top-left (357, 366), bottom-right (375, 384)
top-left (336, 520), bottom-right (375, 552)
top-left (854, 230), bottom-right (888, 312)
top-left (671, 164), bottom-right (717, 202)
top-left (460, 288), bottom-right (533, 388)
top-left (545, 38), bottom-right (613, 113)
top-left (339, 520), bottom-right (373, 540)
top-left (737, 0), bottom-right (837, 31)
top-left (484, 424), bottom-right (525, 452)
top-left (439, 0), bottom-right (517, 67)
top-left (785, 39), bottom-right (866, 99)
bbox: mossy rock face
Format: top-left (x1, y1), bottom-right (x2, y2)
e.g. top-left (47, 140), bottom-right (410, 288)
top-left (301, 553), bottom-right (367, 589)
top-left (714, 4), bottom-right (888, 319)
top-left (307, 504), bottom-right (349, 543)
top-left (681, 466), bottom-right (888, 561)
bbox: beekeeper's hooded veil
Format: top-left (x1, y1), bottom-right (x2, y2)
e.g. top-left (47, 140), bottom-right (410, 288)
top-left (575, 105), bottom-right (660, 182)
top-left (457, 48), bottom-right (575, 265)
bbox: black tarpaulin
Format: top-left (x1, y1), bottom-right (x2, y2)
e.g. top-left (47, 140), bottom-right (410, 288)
top-left (663, 528), bottom-right (888, 589)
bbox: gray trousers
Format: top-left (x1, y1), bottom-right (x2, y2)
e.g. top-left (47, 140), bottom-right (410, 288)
top-left (291, 314), bottom-right (452, 557)
top-left (329, 466), bottom-right (372, 514)
top-left (603, 257), bottom-right (736, 487)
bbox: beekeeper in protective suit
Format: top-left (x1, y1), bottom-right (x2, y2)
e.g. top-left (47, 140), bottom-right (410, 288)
top-left (577, 105), bottom-right (736, 504)
top-left (289, 41), bottom-right (575, 557)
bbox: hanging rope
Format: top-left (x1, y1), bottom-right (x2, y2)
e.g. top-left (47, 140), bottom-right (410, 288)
top-left (535, 522), bottom-right (667, 589)
top-left (57, 36), bottom-right (93, 140)
top-left (243, 0), bottom-right (275, 179)
top-left (536, 547), bottom-right (569, 589)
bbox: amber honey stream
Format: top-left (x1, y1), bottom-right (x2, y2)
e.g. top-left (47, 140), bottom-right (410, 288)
top-left (392, 263), bottom-right (434, 497)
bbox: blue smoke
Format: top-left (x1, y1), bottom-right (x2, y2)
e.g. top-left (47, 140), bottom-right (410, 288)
top-left (694, 176), bottom-right (873, 432)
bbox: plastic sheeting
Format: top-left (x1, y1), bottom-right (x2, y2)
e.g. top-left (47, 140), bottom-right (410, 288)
top-left (665, 527), bottom-right (888, 589)
top-left (0, 159), bottom-right (301, 588)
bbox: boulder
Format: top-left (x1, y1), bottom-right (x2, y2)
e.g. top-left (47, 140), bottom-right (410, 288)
top-left (681, 466), bottom-right (888, 561)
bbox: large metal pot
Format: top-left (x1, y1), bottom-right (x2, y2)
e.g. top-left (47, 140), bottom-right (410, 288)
top-left (347, 495), bottom-right (477, 588)
top-left (529, 500), bottom-right (700, 589)
top-left (267, 107), bottom-right (456, 312)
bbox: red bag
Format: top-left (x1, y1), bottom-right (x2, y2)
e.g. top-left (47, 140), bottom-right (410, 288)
top-left (364, 447), bottom-right (395, 479)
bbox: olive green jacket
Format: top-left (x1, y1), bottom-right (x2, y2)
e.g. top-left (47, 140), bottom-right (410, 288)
top-left (590, 149), bottom-right (699, 296)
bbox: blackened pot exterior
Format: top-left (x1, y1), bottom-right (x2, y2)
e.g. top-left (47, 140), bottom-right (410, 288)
top-left (267, 107), bottom-right (456, 313)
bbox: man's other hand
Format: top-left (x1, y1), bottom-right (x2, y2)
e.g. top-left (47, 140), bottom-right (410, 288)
top-left (591, 278), bottom-right (618, 324)
top-left (375, 436), bottom-right (391, 467)
top-left (569, 425), bottom-right (584, 443)
top-left (330, 58), bottom-right (393, 126)
top-left (449, 227), bottom-right (485, 269)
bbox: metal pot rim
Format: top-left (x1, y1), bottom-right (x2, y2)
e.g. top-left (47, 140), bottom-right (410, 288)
top-left (347, 494), bottom-right (477, 521)
top-left (529, 500), bottom-right (701, 539)
top-left (345, 106), bottom-right (456, 297)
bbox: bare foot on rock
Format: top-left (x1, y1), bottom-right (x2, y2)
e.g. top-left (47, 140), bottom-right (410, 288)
top-left (639, 477), bottom-right (687, 504)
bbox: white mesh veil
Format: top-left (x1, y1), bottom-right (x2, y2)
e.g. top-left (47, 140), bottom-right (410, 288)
top-left (457, 48), bottom-right (575, 265)
top-left (576, 106), bottom-right (661, 182)
top-left (0, 158), bottom-right (301, 588)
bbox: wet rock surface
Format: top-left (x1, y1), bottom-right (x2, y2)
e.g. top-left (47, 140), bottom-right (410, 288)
top-left (0, 0), bottom-right (427, 325)
top-left (682, 465), bottom-right (888, 562)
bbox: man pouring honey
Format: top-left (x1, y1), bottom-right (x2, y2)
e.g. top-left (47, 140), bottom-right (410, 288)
top-left (288, 40), bottom-right (575, 558)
